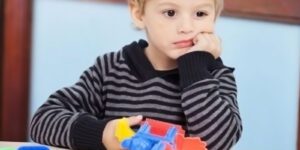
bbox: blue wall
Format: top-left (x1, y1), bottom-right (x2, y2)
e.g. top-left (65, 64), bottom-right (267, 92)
top-left (31, 0), bottom-right (300, 149)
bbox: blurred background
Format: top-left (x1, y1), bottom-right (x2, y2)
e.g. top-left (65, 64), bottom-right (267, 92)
top-left (1, 0), bottom-right (300, 150)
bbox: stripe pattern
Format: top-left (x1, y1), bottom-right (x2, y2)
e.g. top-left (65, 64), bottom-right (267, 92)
top-left (30, 49), bottom-right (242, 150)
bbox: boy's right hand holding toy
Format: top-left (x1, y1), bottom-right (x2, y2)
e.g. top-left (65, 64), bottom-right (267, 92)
top-left (102, 115), bottom-right (143, 150)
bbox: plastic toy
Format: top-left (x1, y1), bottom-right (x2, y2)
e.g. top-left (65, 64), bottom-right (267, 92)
top-left (115, 118), bottom-right (207, 150)
top-left (17, 146), bottom-right (49, 150)
top-left (115, 117), bottom-right (135, 142)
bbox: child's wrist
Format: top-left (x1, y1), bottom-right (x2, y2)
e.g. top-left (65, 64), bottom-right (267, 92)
top-left (177, 51), bottom-right (214, 88)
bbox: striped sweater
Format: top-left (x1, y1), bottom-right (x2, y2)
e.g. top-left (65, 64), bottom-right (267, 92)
top-left (30, 39), bottom-right (242, 150)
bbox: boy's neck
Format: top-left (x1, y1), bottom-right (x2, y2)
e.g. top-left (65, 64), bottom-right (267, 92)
top-left (145, 46), bottom-right (177, 71)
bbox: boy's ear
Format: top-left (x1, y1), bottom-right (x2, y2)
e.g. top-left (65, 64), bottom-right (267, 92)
top-left (128, 0), bottom-right (145, 29)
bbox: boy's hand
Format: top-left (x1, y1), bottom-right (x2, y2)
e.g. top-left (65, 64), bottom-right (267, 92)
top-left (102, 115), bottom-right (143, 150)
top-left (188, 32), bottom-right (222, 59)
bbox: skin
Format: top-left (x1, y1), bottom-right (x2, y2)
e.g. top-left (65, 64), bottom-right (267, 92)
top-left (132, 0), bottom-right (222, 70)
top-left (102, 0), bottom-right (222, 149)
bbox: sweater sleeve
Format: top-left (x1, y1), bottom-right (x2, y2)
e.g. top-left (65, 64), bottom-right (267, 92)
top-left (177, 51), bottom-right (242, 150)
top-left (29, 56), bottom-right (110, 150)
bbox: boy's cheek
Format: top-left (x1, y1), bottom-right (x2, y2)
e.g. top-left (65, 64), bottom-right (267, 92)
top-left (197, 23), bottom-right (215, 33)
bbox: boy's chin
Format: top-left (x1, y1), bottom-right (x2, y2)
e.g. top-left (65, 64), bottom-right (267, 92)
top-left (166, 50), bottom-right (189, 60)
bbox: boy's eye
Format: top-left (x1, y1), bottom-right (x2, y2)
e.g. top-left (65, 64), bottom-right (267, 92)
top-left (163, 10), bottom-right (176, 17)
top-left (196, 11), bottom-right (207, 17)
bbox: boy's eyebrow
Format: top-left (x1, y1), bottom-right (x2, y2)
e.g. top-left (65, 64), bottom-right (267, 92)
top-left (157, 2), bottom-right (179, 7)
top-left (157, 1), bottom-right (214, 9)
top-left (193, 3), bottom-right (214, 9)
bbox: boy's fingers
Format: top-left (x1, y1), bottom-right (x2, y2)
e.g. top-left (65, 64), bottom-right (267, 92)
top-left (127, 115), bottom-right (143, 126)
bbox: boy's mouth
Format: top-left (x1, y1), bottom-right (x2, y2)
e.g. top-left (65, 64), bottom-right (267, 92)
top-left (173, 39), bottom-right (194, 48)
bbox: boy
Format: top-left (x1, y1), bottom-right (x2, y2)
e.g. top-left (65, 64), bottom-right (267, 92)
top-left (30, 0), bottom-right (242, 149)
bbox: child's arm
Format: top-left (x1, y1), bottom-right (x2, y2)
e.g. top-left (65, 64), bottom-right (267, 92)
top-left (177, 51), bottom-right (242, 150)
top-left (30, 56), bottom-right (111, 150)
top-left (175, 33), bottom-right (242, 149)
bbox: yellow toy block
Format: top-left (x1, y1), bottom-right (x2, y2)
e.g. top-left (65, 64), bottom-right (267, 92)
top-left (115, 118), bottom-right (136, 142)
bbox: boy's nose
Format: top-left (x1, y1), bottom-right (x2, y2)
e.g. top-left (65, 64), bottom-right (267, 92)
top-left (177, 18), bottom-right (194, 34)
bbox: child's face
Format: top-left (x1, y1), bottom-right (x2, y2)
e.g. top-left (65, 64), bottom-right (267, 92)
top-left (132, 0), bottom-right (216, 60)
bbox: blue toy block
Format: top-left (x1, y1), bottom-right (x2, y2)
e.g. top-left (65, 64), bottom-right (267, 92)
top-left (17, 146), bottom-right (49, 150)
top-left (121, 123), bottom-right (177, 150)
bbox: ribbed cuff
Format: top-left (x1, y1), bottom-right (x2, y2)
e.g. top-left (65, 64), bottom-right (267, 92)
top-left (177, 51), bottom-right (216, 88)
top-left (70, 114), bottom-right (112, 150)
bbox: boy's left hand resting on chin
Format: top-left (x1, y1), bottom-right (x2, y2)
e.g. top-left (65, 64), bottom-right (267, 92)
top-left (188, 32), bottom-right (222, 59)
top-left (175, 32), bottom-right (222, 59)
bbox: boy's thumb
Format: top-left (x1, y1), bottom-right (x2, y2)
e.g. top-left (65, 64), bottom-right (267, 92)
top-left (127, 115), bottom-right (143, 126)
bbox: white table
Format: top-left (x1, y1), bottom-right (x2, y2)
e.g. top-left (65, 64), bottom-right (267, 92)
top-left (0, 142), bottom-right (67, 150)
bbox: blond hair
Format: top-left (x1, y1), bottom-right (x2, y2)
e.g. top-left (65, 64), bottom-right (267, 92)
top-left (128, 0), bottom-right (224, 19)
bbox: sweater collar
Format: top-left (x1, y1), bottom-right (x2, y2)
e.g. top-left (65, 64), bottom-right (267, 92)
top-left (123, 39), bottom-right (178, 81)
